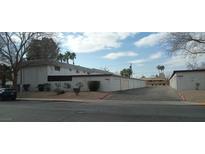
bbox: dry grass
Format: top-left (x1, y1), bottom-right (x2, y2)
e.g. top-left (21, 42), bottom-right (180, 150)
top-left (180, 90), bottom-right (205, 104)
top-left (18, 91), bottom-right (110, 100)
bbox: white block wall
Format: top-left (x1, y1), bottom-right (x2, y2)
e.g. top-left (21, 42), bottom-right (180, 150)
top-left (47, 76), bottom-right (146, 92)
top-left (18, 66), bottom-right (146, 91)
top-left (170, 71), bottom-right (205, 90)
top-left (169, 74), bottom-right (177, 90)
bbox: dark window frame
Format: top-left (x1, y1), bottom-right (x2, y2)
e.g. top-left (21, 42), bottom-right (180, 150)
top-left (47, 76), bottom-right (72, 81)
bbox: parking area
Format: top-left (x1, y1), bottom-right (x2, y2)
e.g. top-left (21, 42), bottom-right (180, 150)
top-left (107, 86), bottom-right (181, 101)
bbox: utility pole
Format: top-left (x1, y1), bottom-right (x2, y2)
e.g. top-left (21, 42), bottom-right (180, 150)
top-left (129, 63), bottom-right (133, 78)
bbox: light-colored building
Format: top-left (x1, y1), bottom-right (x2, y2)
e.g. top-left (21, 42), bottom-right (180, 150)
top-left (143, 77), bottom-right (169, 86)
top-left (18, 60), bottom-right (145, 92)
top-left (169, 69), bottom-right (205, 90)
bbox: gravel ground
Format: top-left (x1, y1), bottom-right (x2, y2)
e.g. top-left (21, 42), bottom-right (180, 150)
top-left (180, 90), bottom-right (205, 104)
top-left (18, 91), bottom-right (110, 100)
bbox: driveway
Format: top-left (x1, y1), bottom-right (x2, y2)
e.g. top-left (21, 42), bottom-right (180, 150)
top-left (107, 86), bottom-right (181, 101)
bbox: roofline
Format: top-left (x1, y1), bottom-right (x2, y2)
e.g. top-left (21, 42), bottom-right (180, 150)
top-left (169, 69), bottom-right (205, 80)
top-left (21, 60), bottom-right (113, 74)
top-left (50, 74), bottom-right (144, 81)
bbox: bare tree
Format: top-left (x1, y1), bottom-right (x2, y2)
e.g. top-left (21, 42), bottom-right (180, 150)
top-left (162, 32), bottom-right (205, 68)
top-left (164, 32), bottom-right (205, 55)
top-left (0, 32), bottom-right (52, 89)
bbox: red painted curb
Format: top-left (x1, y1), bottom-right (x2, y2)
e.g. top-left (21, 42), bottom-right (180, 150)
top-left (98, 93), bottom-right (112, 100)
top-left (178, 92), bottom-right (186, 101)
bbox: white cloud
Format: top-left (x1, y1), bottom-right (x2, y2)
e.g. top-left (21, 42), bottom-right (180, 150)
top-left (164, 55), bottom-right (186, 67)
top-left (62, 32), bottom-right (135, 53)
top-left (149, 52), bottom-right (163, 60)
top-left (134, 33), bottom-right (169, 47)
top-left (163, 52), bottom-right (205, 72)
top-left (129, 59), bottom-right (147, 64)
top-left (129, 51), bottom-right (163, 65)
top-left (103, 51), bottom-right (138, 60)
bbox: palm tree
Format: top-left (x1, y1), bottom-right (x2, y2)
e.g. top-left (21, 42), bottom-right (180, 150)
top-left (63, 51), bottom-right (71, 63)
top-left (70, 52), bottom-right (76, 65)
top-left (157, 65), bottom-right (161, 73)
top-left (161, 65), bottom-right (165, 72)
top-left (157, 65), bottom-right (165, 73)
top-left (57, 53), bottom-right (64, 62)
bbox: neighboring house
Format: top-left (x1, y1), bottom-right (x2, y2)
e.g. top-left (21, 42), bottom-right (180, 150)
top-left (169, 69), bottom-right (205, 90)
top-left (18, 60), bottom-right (145, 91)
top-left (143, 77), bottom-right (168, 86)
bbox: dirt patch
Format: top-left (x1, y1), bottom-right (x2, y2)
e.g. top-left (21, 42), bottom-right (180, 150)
top-left (180, 90), bottom-right (205, 104)
top-left (18, 91), bottom-right (111, 100)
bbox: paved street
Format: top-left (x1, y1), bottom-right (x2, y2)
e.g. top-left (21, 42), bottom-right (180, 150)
top-left (0, 87), bottom-right (204, 122)
top-left (107, 86), bottom-right (181, 101)
top-left (0, 100), bottom-right (205, 121)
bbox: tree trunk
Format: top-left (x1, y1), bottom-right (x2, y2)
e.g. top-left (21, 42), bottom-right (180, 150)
top-left (12, 71), bottom-right (18, 90)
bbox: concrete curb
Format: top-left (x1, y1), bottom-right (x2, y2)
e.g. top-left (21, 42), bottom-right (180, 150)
top-left (16, 98), bottom-right (205, 106)
top-left (16, 98), bottom-right (100, 103)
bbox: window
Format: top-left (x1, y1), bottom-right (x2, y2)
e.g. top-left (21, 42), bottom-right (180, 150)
top-left (69, 68), bottom-right (72, 71)
top-left (76, 70), bottom-right (79, 73)
top-left (54, 66), bottom-right (60, 71)
top-left (47, 76), bottom-right (72, 81)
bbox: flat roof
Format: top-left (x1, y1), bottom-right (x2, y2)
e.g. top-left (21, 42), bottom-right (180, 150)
top-left (169, 69), bottom-right (205, 80)
top-left (61, 74), bottom-right (144, 81)
top-left (142, 77), bottom-right (166, 81)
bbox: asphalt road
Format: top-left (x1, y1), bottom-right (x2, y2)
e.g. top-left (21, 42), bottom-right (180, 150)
top-left (107, 86), bottom-right (181, 101)
top-left (0, 100), bottom-right (205, 122)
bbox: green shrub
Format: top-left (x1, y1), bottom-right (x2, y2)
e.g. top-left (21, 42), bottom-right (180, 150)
top-left (64, 83), bottom-right (71, 89)
top-left (88, 81), bottom-right (100, 91)
top-left (73, 88), bottom-right (80, 96)
top-left (23, 84), bottom-right (30, 91)
top-left (37, 83), bottom-right (51, 91)
top-left (44, 83), bottom-right (51, 91)
top-left (37, 84), bottom-right (44, 91)
top-left (76, 82), bottom-right (83, 88)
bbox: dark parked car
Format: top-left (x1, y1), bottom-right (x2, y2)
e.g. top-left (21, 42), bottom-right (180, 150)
top-left (0, 88), bottom-right (17, 101)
